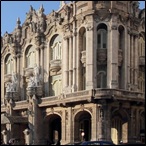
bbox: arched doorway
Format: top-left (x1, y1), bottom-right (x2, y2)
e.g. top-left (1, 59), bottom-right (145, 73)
top-left (74, 111), bottom-right (91, 142)
top-left (44, 114), bottom-right (61, 145)
top-left (111, 109), bottom-right (129, 144)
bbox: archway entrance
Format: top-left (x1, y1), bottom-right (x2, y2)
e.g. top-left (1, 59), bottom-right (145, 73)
top-left (44, 114), bottom-right (61, 145)
top-left (111, 109), bottom-right (129, 144)
top-left (74, 111), bottom-right (91, 142)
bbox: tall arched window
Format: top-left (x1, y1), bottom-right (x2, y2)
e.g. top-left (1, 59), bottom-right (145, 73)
top-left (50, 75), bottom-right (62, 96)
top-left (96, 24), bottom-right (107, 88)
top-left (50, 35), bottom-right (62, 60)
top-left (25, 46), bottom-right (36, 68)
top-left (5, 54), bottom-right (14, 74)
top-left (97, 29), bottom-right (107, 49)
top-left (97, 71), bottom-right (107, 88)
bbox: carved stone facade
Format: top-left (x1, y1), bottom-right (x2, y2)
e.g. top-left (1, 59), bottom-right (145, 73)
top-left (1, 1), bottom-right (145, 145)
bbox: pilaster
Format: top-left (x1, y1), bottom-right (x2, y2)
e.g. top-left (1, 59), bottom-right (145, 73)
top-left (108, 24), bottom-right (118, 88)
top-left (86, 23), bottom-right (94, 90)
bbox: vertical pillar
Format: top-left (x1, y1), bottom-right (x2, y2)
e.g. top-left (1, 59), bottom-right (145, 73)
top-left (62, 37), bottom-right (69, 89)
top-left (76, 32), bottom-right (80, 91)
top-left (72, 27), bottom-right (77, 92)
top-left (61, 109), bottom-right (66, 144)
top-left (91, 104), bottom-right (97, 141)
top-left (36, 47), bottom-right (40, 66)
top-left (129, 107), bottom-right (136, 142)
top-left (131, 35), bottom-right (134, 85)
top-left (66, 107), bottom-right (73, 143)
top-left (1, 61), bottom-right (4, 104)
top-left (86, 24), bottom-right (94, 89)
top-left (69, 36), bottom-right (73, 87)
top-left (123, 29), bottom-right (128, 89)
top-left (108, 25), bottom-right (118, 88)
top-left (13, 56), bottom-right (17, 73)
top-left (97, 100), bottom-right (107, 140)
top-left (127, 30), bottom-right (131, 89)
top-left (17, 54), bottom-right (21, 99)
top-left (134, 36), bottom-right (138, 90)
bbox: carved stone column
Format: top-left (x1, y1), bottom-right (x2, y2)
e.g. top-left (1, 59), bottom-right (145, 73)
top-left (27, 85), bottom-right (43, 145)
top-left (65, 107), bottom-right (73, 143)
top-left (129, 107), bottom-right (136, 142)
top-left (134, 36), bottom-right (138, 90)
top-left (107, 24), bottom-right (118, 88)
top-left (86, 23), bottom-right (94, 89)
top-left (91, 104), bottom-right (97, 141)
top-left (130, 35), bottom-right (134, 85)
top-left (72, 27), bottom-right (77, 92)
top-left (60, 109), bottom-right (66, 144)
top-left (69, 36), bottom-right (73, 88)
top-left (127, 30), bottom-right (131, 89)
top-left (97, 100), bottom-right (107, 140)
top-left (63, 37), bottom-right (69, 91)
top-left (35, 47), bottom-right (39, 66)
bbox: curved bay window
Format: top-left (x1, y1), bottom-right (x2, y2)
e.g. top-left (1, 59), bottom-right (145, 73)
top-left (25, 45), bottom-right (36, 68)
top-left (5, 54), bottom-right (14, 74)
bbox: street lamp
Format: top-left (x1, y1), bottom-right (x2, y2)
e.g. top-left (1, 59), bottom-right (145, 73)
top-left (81, 131), bottom-right (85, 142)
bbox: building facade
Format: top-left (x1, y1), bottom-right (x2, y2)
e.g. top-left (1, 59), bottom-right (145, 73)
top-left (1, 1), bottom-right (145, 145)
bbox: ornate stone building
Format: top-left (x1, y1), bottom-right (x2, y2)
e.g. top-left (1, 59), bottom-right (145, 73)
top-left (1, 1), bottom-right (145, 145)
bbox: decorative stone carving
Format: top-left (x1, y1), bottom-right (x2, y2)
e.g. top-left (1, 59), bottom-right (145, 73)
top-left (97, 49), bottom-right (107, 64)
top-left (94, 9), bottom-right (111, 22)
top-left (6, 72), bottom-right (18, 92)
top-left (81, 50), bottom-right (86, 67)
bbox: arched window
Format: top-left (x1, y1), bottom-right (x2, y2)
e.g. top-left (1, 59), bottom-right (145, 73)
top-left (50, 35), bottom-right (62, 60)
top-left (97, 29), bottom-right (107, 49)
top-left (5, 54), bottom-right (14, 74)
top-left (50, 75), bottom-right (62, 96)
top-left (25, 46), bottom-right (36, 68)
top-left (97, 70), bottom-right (107, 88)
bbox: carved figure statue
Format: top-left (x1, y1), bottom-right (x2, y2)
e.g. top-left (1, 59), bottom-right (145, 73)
top-left (6, 72), bottom-right (18, 92)
top-left (27, 64), bottom-right (42, 88)
top-left (28, 76), bottom-right (36, 87)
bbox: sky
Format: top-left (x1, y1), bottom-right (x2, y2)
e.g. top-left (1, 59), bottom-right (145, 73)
top-left (1, 1), bottom-right (145, 36)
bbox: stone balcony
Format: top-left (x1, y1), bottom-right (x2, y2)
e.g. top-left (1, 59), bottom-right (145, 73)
top-left (38, 88), bottom-right (144, 107)
top-left (50, 59), bottom-right (62, 72)
top-left (139, 56), bottom-right (145, 66)
top-left (24, 67), bottom-right (34, 78)
top-left (4, 74), bottom-right (12, 83)
top-left (1, 89), bottom-right (144, 113)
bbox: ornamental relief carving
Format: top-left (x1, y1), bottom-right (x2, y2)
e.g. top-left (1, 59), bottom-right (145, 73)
top-left (94, 9), bottom-right (111, 22)
top-left (72, 105), bottom-right (93, 116)
top-left (119, 14), bottom-right (129, 25)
